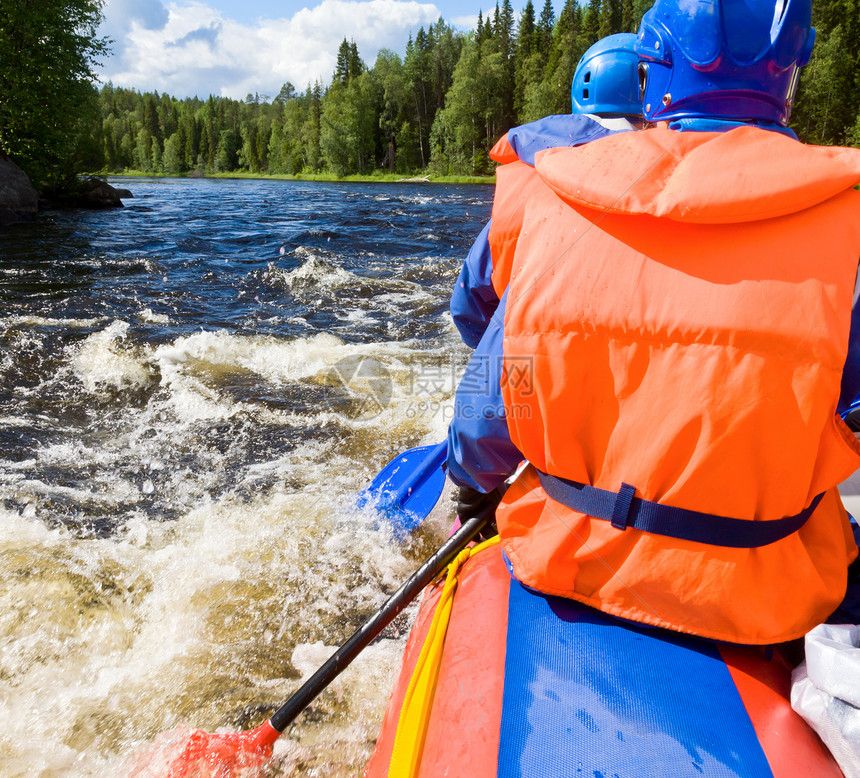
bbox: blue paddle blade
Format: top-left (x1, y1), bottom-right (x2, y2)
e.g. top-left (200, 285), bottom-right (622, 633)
top-left (357, 441), bottom-right (447, 532)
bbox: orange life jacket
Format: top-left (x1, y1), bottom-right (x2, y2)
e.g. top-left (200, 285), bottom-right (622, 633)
top-left (497, 126), bottom-right (860, 644)
top-left (487, 133), bottom-right (546, 299)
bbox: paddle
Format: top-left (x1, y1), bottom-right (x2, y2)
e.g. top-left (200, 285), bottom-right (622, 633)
top-left (356, 441), bottom-right (448, 533)
top-left (150, 512), bottom-right (492, 777)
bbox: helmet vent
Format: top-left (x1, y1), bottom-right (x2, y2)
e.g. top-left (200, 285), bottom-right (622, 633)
top-left (583, 89), bottom-right (589, 99)
top-left (584, 71), bottom-right (591, 83)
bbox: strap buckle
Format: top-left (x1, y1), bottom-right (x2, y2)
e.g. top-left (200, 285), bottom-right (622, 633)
top-left (611, 483), bottom-right (637, 531)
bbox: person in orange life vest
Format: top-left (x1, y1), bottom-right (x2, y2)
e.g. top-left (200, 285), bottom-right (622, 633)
top-left (446, 0), bottom-right (860, 645)
top-left (451, 33), bottom-right (643, 351)
top-left (452, 34), bottom-right (644, 532)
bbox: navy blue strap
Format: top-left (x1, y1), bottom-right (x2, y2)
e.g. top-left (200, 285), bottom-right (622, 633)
top-left (537, 471), bottom-right (824, 549)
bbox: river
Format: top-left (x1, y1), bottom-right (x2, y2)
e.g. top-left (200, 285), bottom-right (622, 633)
top-left (0, 177), bottom-right (494, 776)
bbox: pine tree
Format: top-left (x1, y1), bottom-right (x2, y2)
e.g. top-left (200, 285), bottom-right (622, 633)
top-left (598, 0), bottom-right (622, 38)
top-left (334, 39), bottom-right (359, 85)
top-left (275, 83), bottom-right (296, 105)
top-left (495, 0), bottom-right (516, 130)
top-left (517, 1), bottom-right (536, 62)
top-left (302, 81), bottom-right (323, 172)
top-left (543, 0), bottom-right (585, 116)
top-left (631, 0), bottom-right (653, 31)
top-left (432, 35), bottom-right (506, 174)
top-left (621, 0), bottom-right (635, 33)
top-left (514, 1), bottom-right (538, 122)
top-left (349, 41), bottom-right (364, 79)
top-left (536, 0), bottom-right (555, 55)
top-left (404, 28), bottom-right (433, 166)
top-left (582, 0), bottom-right (602, 48)
top-left (431, 18), bottom-right (461, 116)
top-left (374, 49), bottom-right (406, 171)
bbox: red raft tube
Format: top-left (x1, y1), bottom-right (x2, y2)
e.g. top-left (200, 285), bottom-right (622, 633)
top-left (365, 537), bottom-right (841, 778)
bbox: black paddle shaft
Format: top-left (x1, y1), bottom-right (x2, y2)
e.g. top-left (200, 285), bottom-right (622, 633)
top-left (269, 514), bottom-right (492, 733)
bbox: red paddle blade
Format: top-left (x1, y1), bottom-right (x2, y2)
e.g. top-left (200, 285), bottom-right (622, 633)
top-left (125, 720), bottom-right (279, 778)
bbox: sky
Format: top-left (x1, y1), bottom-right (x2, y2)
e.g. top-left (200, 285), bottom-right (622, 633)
top-left (96, 0), bottom-right (515, 100)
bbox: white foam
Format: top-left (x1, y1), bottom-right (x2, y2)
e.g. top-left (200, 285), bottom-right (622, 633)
top-left (137, 308), bottom-right (170, 325)
top-left (70, 320), bottom-right (152, 392)
top-left (0, 477), bottom-right (420, 776)
top-left (0, 416), bottom-right (32, 427)
top-left (17, 477), bottom-right (139, 506)
top-left (266, 255), bottom-right (354, 293)
top-left (152, 328), bottom-right (421, 400)
top-left (0, 242), bottom-right (469, 776)
top-left (0, 314), bottom-right (110, 329)
top-left (398, 194), bottom-right (434, 206)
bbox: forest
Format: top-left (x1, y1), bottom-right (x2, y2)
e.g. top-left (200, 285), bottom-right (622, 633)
top-left (78, 0), bottom-right (860, 178)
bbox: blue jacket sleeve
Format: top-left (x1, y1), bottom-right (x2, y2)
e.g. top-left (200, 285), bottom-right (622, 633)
top-left (446, 291), bottom-right (524, 492)
top-left (450, 221), bottom-right (499, 349)
top-left (840, 289), bottom-right (860, 417)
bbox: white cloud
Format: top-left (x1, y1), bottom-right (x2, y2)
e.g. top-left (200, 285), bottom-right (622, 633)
top-left (99, 0), bottom-right (169, 52)
top-left (97, 0), bottom-right (441, 99)
top-left (450, 14), bottom-right (478, 30)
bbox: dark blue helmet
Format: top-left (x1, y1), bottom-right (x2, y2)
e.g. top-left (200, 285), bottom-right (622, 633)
top-left (635, 0), bottom-right (815, 125)
top-left (571, 33), bottom-right (643, 118)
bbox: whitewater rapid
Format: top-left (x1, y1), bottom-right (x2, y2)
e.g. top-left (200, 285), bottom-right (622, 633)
top-left (0, 177), bottom-right (493, 776)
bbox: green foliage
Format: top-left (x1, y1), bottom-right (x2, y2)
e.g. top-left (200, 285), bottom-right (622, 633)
top-left (374, 49), bottom-right (407, 172)
top-left (403, 20), bottom-right (463, 169)
top-left (0, 0), bottom-right (109, 190)
top-left (87, 0), bottom-right (860, 182)
top-left (430, 37), bottom-right (486, 174)
top-left (789, 0), bottom-right (860, 146)
top-left (791, 26), bottom-right (854, 144)
top-left (321, 73), bottom-right (377, 175)
top-left (334, 39), bottom-right (364, 85)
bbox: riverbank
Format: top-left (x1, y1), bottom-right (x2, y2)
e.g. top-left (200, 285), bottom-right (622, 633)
top-left (99, 169), bottom-right (495, 185)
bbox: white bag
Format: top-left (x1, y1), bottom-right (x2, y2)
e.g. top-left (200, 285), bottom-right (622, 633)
top-left (791, 623), bottom-right (860, 777)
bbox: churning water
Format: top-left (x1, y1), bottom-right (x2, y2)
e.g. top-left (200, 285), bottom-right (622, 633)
top-left (0, 178), bottom-right (494, 776)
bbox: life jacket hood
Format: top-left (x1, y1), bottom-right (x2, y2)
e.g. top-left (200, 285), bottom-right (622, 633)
top-left (535, 126), bottom-right (860, 223)
top-left (487, 115), bottom-right (633, 298)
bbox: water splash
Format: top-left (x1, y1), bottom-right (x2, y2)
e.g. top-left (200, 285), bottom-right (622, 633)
top-left (0, 177), bottom-right (492, 776)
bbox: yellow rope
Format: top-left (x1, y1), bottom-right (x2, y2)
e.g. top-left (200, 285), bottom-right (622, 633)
top-left (387, 535), bottom-right (501, 778)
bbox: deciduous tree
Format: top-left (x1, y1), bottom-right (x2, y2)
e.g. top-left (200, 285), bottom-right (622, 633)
top-left (0, 0), bottom-right (108, 190)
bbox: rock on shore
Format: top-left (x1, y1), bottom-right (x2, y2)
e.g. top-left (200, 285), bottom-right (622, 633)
top-left (0, 155), bottom-right (133, 223)
top-left (0, 152), bottom-right (38, 223)
top-left (73, 177), bottom-right (133, 208)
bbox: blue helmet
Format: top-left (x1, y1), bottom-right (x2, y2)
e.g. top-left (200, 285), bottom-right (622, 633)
top-left (571, 33), bottom-right (643, 118)
top-left (635, 0), bottom-right (815, 125)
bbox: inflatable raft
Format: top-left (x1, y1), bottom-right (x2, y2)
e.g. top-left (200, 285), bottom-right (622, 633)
top-left (365, 536), bottom-right (842, 778)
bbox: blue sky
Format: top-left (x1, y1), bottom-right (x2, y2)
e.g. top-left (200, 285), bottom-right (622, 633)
top-left (97, 0), bottom-right (537, 100)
